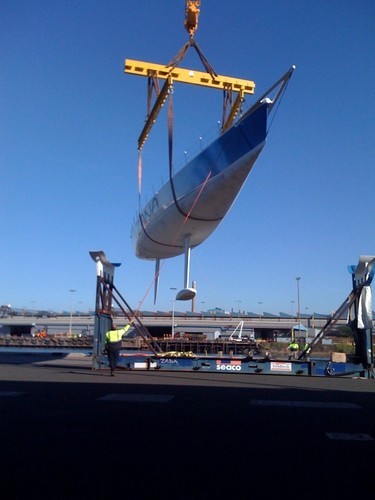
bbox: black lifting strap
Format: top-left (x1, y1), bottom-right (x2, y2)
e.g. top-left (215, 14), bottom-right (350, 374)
top-left (167, 77), bottom-right (222, 223)
top-left (167, 38), bottom-right (217, 79)
top-left (166, 36), bottom-right (221, 222)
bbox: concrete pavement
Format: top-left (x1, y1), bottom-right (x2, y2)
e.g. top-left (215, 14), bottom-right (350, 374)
top-left (0, 353), bottom-right (374, 499)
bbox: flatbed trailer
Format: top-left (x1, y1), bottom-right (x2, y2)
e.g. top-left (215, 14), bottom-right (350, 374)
top-left (93, 351), bottom-right (367, 378)
top-left (90, 251), bottom-right (374, 379)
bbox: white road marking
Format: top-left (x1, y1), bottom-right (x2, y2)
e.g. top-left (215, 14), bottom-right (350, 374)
top-left (97, 393), bottom-right (174, 403)
top-left (326, 432), bottom-right (374, 441)
top-left (250, 400), bottom-right (361, 409)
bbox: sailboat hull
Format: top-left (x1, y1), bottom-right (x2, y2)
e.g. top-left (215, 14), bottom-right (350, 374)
top-left (131, 101), bottom-right (269, 260)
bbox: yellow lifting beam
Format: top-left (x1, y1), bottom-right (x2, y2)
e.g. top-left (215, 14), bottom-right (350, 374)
top-left (125, 59), bottom-right (256, 149)
top-left (125, 59), bottom-right (255, 94)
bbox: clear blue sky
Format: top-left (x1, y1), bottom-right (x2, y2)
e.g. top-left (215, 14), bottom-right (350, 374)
top-left (1, 0), bottom-right (374, 316)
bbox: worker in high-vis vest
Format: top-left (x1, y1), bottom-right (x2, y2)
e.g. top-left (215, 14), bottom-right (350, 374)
top-left (105, 322), bottom-right (131, 376)
top-left (287, 340), bottom-right (299, 360)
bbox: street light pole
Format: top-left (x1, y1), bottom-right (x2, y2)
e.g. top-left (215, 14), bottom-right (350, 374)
top-left (296, 277), bottom-right (301, 342)
top-left (258, 301), bottom-right (263, 318)
top-left (235, 300), bottom-right (241, 315)
top-left (170, 287), bottom-right (176, 338)
top-left (69, 289), bottom-right (76, 334)
top-left (305, 306), bottom-right (309, 339)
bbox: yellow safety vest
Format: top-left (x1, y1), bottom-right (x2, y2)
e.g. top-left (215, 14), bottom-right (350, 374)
top-left (105, 324), bottom-right (131, 344)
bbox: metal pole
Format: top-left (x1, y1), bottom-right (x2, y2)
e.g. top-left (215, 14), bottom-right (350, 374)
top-left (258, 301), bottom-right (263, 318)
top-left (170, 287), bottom-right (176, 337)
top-left (235, 300), bottom-right (241, 315)
top-left (69, 289), bottom-right (76, 334)
top-left (296, 277), bottom-right (301, 341)
top-left (305, 307), bottom-right (309, 339)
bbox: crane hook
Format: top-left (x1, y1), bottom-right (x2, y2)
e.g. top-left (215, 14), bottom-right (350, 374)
top-left (184, 0), bottom-right (200, 38)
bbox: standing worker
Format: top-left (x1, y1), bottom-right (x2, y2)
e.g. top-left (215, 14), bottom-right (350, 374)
top-left (286, 339), bottom-right (299, 360)
top-left (105, 320), bottom-right (132, 376)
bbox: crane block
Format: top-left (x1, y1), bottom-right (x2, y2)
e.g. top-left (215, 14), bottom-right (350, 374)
top-left (185, 0), bottom-right (200, 37)
top-left (125, 59), bottom-right (255, 95)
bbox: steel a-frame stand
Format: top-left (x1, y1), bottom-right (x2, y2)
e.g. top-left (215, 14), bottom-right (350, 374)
top-left (348, 255), bottom-right (375, 375)
top-left (89, 251), bottom-right (162, 370)
top-left (299, 255), bottom-right (374, 378)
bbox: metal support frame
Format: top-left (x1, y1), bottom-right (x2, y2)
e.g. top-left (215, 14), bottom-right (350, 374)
top-left (299, 255), bottom-right (374, 378)
top-left (229, 321), bottom-right (244, 342)
top-left (90, 251), bottom-right (119, 369)
top-left (348, 256), bottom-right (375, 371)
top-left (90, 251), bottom-right (163, 369)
